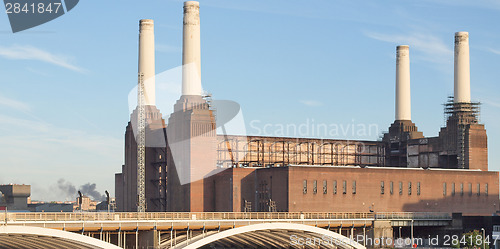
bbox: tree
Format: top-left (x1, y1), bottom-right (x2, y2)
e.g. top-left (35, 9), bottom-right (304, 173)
top-left (452, 230), bottom-right (488, 249)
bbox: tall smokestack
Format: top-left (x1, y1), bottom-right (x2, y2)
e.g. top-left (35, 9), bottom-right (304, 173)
top-left (454, 31), bottom-right (471, 103)
top-left (182, 1), bottom-right (202, 96)
top-left (139, 19), bottom-right (156, 105)
top-left (395, 45), bottom-right (411, 121)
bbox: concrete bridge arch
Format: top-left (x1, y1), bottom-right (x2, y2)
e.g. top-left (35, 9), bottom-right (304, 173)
top-left (170, 222), bottom-right (367, 249)
top-left (0, 226), bottom-right (121, 249)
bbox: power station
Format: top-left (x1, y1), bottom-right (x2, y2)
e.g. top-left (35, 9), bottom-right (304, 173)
top-left (115, 1), bottom-right (498, 215)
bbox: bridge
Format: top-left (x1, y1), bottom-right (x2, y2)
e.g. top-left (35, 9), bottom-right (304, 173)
top-left (0, 212), bottom-right (452, 248)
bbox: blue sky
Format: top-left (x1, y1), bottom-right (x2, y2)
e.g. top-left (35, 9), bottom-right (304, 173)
top-left (0, 0), bottom-right (499, 201)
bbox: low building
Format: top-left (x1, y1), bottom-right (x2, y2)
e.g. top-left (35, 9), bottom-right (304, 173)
top-left (28, 202), bottom-right (74, 212)
top-left (0, 184), bottom-right (31, 211)
top-left (96, 198), bottom-right (116, 212)
top-left (76, 196), bottom-right (97, 212)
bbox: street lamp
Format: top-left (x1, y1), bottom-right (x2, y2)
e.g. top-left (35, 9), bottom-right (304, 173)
top-left (481, 228), bottom-right (485, 249)
top-left (411, 220), bottom-right (414, 247)
top-left (399, 226), bottom-right (402, 238)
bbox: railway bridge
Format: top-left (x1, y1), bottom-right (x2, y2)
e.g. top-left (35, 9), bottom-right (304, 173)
top-left (0, 212), bottom-right (452, 248)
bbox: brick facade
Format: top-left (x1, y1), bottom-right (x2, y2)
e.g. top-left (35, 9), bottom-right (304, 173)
top-left (209, 166), bottom-right (499, 215)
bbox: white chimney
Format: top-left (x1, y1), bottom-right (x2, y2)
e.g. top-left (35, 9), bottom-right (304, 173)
top-left (395, 45), bottom-right (411, 121)
top-left (139, 19), bottom-right (156, 105)
top-left (454, 31), bottom-right (471, 103)
top-left (182, 1), bottom-right (202, 96)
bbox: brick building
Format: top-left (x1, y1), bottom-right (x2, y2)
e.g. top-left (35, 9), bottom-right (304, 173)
top-left (115, 2), bottom-right (498, 216)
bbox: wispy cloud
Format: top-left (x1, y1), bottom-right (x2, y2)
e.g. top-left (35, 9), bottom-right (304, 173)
top-left (365, 32), bottom-right (453, 63)
top-left (0, 114), bottom-right (49, 133)
top-left (421, 0), bottom-right (500, 11)
top-left (26, 67), bottom-right (51, 76)
top-left (300, 100), bottom-right (322, 107)
top-left (482, 99), bottom-right (500, 108)
top-left (0, 95), bottom-right (31, 112)
top-left (157, 23), bottom-right (182, 30)
top-left (0, 45), bottom-right (85, 72)
top-left (0, 113), bottom-right (120, 153)
top-left (0, 112), bottom-right (122, 200)
top-left (488, 48), bottom-right (500, 56)
top-left (156, 43), bottom-right (181, 53)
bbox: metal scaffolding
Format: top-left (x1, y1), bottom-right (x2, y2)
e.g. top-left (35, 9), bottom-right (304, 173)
top-left (443, 97), bottom-right (481, 168)
top-left (137, 73), bottom-right (146, 212)
top-left (216, 136), bottom-right (385, 168)
top-left (443, 96), bottom-right (480, 124)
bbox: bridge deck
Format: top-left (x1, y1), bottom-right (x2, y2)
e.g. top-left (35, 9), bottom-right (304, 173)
top-left (0, 212), bottom-right (453, 248)
top-left (0, 212), bottom-right (451, 232)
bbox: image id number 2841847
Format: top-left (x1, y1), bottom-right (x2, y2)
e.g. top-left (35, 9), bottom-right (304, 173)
top-left (5, 2), bottom-right (62, 14)
top-left (443, 234), bottom-right (494, 246)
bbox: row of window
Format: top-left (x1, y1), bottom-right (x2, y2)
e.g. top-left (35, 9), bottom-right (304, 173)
top-left (303, 180), bottom-right (356, 195)
top-left (380, 181), bottom-right (420, 195)
top-left (302, 180), bottom-right (489, 197)
top-left (443, 183), bottom-right (488, 196)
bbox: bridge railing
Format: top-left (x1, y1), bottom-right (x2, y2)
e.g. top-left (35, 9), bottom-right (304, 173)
top-left (1, 212), bottom-right (375, 222)
top-left (1, 212), bottom-right (451, 223)
top-left (375, 212), bottom-right (452, 220)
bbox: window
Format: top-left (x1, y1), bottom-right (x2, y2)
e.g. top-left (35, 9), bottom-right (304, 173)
top-left (323, 180), bottom-right (327, 194)
top-left (443, 183), bottom-right (447, 196)
top-left (460, 183), bottom-right (464, 196)
top-left (333, 180), bottom-right (337, 195)
top-left (451, 183), bottom-right (455, 196)
top-left (313, 180), bottom-right (318, 194)
top-left (343, 180), bottom-right (347, 194)
top-left (417, 182), bottom-right (421, 195)
top-left (303, 180), bottom-right (307, 194)
top-left (390, 182), bottom-right (394, 195)
top-left (352, 181), bottom-right (357, 194)
top-left (399, 182), bottom-right (403, 195)
top-left (486, 183), bottom-right (488, 196)
top-left (381, 181), bottom-right (385, 194)
top-left (468, 183), bottom-right (472, 196)
top-left (408, 182), bottom-right (412, 195)
top-left (477, 183), bottom-right (480, 196)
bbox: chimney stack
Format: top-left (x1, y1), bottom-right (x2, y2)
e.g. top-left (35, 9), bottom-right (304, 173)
top-left (182, 1), bottom-right (202, 96)
top-left (139, 19), bottom-right (156, 105)
top-left (395, 45), bottom-right (411, 121)
top-left (454, 31), bottom-right (471, 103)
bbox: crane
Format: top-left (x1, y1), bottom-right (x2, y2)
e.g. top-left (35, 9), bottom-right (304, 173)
top-left (137, 73), bottom-right (146, 212)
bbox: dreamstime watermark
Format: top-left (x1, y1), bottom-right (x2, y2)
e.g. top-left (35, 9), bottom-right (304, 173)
top-left (249, 119), bottom-right (379, 139)
top-left (3, 0), bottom-right (80, 33)
top-left (290, 234), bottom-right (494, 248)
top-left (128, 64), bottom-right (381, 185)
top-left (290, 235), bottom-right (425, 248)
top-left (128, 64), bottom-right (247, 185)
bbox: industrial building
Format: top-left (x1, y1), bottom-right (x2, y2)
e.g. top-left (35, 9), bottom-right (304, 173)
top-left (27, 201), bottom-right (74, 212)
top-left (0, 184), bottom-right (31, 211)
top-left (115, 1), bottom-right (499, 216)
